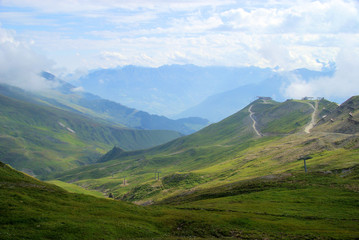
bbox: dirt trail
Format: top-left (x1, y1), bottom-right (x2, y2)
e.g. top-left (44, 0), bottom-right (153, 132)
top-left (304, 100), bottom-right (318, 134)
top-left (249, 105), bottom-right (262, 137)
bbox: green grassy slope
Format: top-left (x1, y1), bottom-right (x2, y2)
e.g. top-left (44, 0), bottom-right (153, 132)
top-left (0, 94), bottom-right (181, 178)
top-left (1, 161), bottom-right (358, 239)
top-left (158, 169), bottom-right (359, 239)
top-left (49, 97), bottom-right (358, 203)
top-left (254, 100), bottom-right (312, 134)
top-left (0, 80), bottom-right (206, 134)
top-left (46, 180), bottom-right (105, 198)
top-left (40, 89), bottom-right (201, 134)
top-left (0, 161), bottom-right (167, 239)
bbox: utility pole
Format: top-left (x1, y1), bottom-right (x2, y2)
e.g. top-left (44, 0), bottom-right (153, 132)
top-left (299, 156), bottom-right (311, 173)
top-left (123, 176), bottom-right (126, 185)
top-left (155, 170), bottom-right (160, 181)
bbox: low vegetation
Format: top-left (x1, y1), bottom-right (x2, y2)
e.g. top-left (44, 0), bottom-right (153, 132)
top-left (1, 161), bottom-right (358, 239)
top-left (2, 96), bottom-right (359, 239)
top-left (0, 94), bottom-right (181, 178)
top-left (49, 98), bottom-right (359, 203)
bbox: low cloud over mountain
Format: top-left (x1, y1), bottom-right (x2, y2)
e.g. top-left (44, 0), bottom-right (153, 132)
top-left (0, 26), bottom-right (55, 91)
top-left (284, 45), bottom-right (359, 102)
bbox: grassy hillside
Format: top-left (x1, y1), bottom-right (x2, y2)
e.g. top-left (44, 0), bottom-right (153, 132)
top-left (159, 169), bottom-right (359, 239)
top-left (1, 161), bottom-right (358, 239)
top-left (0, 81), bottom-right (208, 135)
top-left (2, 94), bottom-right (358, 239)
top-left (254, 100), bottom-right (311, 134)
top-left (0, 94), bottom-right (181, 178)
top-left (48, 97), bottom-right (359, 203)
top-left (46, 180), bottom-right (105, 198)
top-left (0, 161), bottom-right (167, 239)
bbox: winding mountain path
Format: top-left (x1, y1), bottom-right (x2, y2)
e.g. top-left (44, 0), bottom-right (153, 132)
top-left (304, 100), bottom-right (318, 134)
top-left (249, 105), bottom-right (262, 137)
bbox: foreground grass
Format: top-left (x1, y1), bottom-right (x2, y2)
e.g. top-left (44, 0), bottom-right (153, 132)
top-left (0, 162), bottom-right (166, 240)
top-left (159, 170), bottom-right (359, 239)
top-left (46, 180), bottom-right (105, 198)
top-left (1, 161), bottom-right (358, 239)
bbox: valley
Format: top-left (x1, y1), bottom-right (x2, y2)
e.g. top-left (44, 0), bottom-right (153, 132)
top-left (0, 93), bottom-right (181, 178)
top-left (1, 158), bottom-right (358, 239)
top-left (2, 1), bottom-right (358, 239)
top-left (0, 83), bottom-right (358, 239)
top-left (48, 97), bottom-right (358, 205)
top-left (0, 79), bottom-right (208, 135)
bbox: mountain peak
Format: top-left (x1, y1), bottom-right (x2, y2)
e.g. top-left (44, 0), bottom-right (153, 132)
top-left (97, 146), bottom-right (126, 163)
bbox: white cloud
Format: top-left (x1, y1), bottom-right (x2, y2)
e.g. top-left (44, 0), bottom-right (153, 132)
top-left (0, 26), bottom-right (55, 90)
top-left (259, 40), bottom-right (293, 70)
top-left (101, 51), bottom-right (127, 61)
top-left (1, 0), bottom-right (358, 74)
top-left (220, 0), bottom-right (359, 34)
top-left (288, 0), bottom-right (359, 34)
top-left (1, 0), bottom-right (234, 13)
top-left (70, 86), bottom-right (84, 92)
top-left (282, 77), bottom-right (315, 99)
top-left (221, 7), bottom-right (285, 31)
top-left (283, 44), bottom-right (359, 100)
top-left (168, 51), bottom-right (189, 65)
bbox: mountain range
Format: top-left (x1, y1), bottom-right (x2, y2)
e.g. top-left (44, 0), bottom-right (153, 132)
top-left (0, 63), bottom-right (358, 239)
top-left (1, 93), bottom-right (358, 239)
top-left (73, 65), bottom-right (273, 117)
top-left (0, 93), bottom-right (182, 178)
top-left (0, 73), bottom-right (209, 135)
top-left (48, 96), bottom-right (358, 203)
top-left (73, 65), bottom-right (335, 121)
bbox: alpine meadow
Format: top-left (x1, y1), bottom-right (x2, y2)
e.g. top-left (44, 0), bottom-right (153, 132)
top-left (1, 0), bottom-right (359, 240)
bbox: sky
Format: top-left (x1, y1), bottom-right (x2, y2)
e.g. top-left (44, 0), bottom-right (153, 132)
top-left (0, 0), bottom-right (359, 99)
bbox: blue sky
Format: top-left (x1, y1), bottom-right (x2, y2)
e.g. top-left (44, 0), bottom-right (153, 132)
top-left (0, 0), bottom-right (359, 99)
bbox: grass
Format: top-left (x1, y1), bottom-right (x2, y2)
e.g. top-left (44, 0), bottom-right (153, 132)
top-left (158, 170), bottom-right (359, 239)
top-left (35, 86), bottom-right (202, 135)
top-left (46, 180), bottom-right (105, 198)
top-left (0, 164), bottom-right (164, 240)
top-left (1, 161), bottom-right (358, 239)
top-left (0, 94), bottom-right (181, 178)
top-left (2, 95), bottom-right (359, 239)
top-left (255, 100), bottom-right (313, 134)
top-left (49, 131), bottom-right (359, 205)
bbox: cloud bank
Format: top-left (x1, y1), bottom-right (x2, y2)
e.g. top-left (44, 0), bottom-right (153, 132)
top-left (0, 26), bottom-right (54, 90)
top-left (283, 44), bottom-right (359, 101)
top-left (0, 0), bottom-right (358, 102)
top-left (1, 0), bottom-right (358, 72)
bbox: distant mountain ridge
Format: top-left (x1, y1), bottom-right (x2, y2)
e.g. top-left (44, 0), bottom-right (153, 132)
top-left (74, 65), bottom-right (275, 117)
top-left (0, 72), bottom-right (209, 134)
top-left (73, 65), bottom-right (336, 122)
top-left (0, 93), bottom-right (181, 177)
top-left (175, 67), bottom-right (335, 122)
